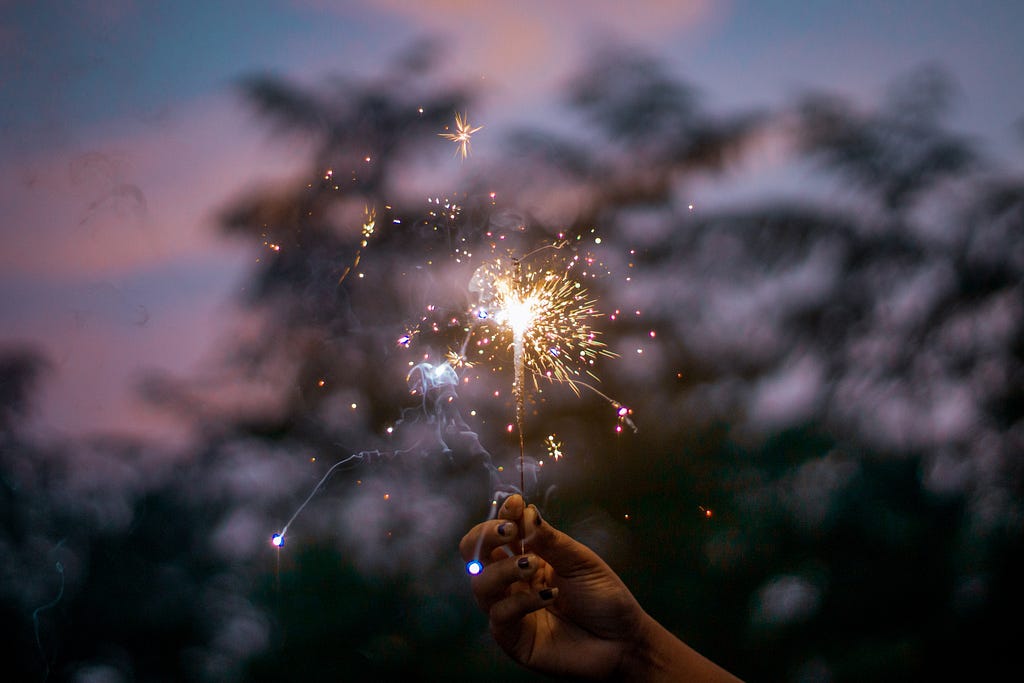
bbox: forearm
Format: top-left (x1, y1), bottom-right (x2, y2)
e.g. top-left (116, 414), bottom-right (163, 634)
top-left (618, 612), bottom-right (743, 683)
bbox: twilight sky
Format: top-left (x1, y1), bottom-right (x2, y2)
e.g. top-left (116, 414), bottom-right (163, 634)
top-left (2, 0), bottom-right (1022, 442)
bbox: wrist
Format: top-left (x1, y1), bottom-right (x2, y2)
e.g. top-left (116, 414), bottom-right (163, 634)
top-left (617, 611), bottom-right (667, 682)
top-left (617, 611), bottom-right (742, 683)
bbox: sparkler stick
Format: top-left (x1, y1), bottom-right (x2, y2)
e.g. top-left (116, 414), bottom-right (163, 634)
top-left (510, 258), bottom-right (528, 502)
top-left (507, 259), bottom-right (535, 554)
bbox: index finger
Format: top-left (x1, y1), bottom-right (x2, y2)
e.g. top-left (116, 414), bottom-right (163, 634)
top-left (459, 518), bottom-right (519, 565)
top-left (497, 494), bottom-right (525, 523)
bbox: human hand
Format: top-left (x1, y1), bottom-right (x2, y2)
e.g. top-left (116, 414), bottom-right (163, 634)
top-left (459, 494), bottom-right (646, 678)
top-left (459, 494), bottom-right (742, 682)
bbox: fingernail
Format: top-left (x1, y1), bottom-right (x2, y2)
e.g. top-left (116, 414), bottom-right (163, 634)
top-left (539, 587), bottom-right (557, 601)
top-left (498, 522), bottom-right (511, 537)
top-left (530, 505), bottom-right (542, 527)
top-left (517, 556), bottom-right (530, 569)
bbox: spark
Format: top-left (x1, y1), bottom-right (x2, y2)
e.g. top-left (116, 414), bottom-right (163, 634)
top-left (445, 350), bottom-right (472, 369)
top-left (545, 434), bottom-right (564, 461)
top-left (439, 111), bottom-right (483, 160)
top-left (339, 206), bottom-right (376, 284)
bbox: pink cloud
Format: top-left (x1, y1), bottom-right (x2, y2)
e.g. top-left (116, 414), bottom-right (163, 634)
top-left (354, 0), bottom-right (722, 103)
top-left (0, 90), bottom-right (313, 441)
top-left (0, 93), bottom-right (307, 279)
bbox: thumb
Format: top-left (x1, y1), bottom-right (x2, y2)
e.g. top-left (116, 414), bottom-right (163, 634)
top-left (521, 504), bottom-right (606, 578)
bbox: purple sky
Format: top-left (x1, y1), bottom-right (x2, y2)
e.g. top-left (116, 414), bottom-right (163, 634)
top-left (2, 0), bottom-right (1022, 442)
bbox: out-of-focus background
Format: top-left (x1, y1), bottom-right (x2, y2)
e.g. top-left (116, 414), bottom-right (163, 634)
top-left (2, 2), bottom-right (1023, 681)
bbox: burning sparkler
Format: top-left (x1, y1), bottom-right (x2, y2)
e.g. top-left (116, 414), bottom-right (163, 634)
top-left (439, 112), bottom-right (483, 160)
top-left (265, 103), bottom-right (637, 560)
top-left (467, 251), bottom-right (616, 497)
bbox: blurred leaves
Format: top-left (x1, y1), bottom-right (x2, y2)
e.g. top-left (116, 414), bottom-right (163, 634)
top-left (795, 65), bottom-right (978, 210)
top-left (569, 48), bottom-right (700, 144)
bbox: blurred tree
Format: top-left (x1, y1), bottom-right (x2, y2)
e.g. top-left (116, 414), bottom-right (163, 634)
top-left (204, 43), bottom-right (769, 683)
top-left (0, 347), bottom-right (49, 436)
top-left (796, 64), bottom-right (978, 211)
top-left (461, 50), bottom-right (1023, 681)
top-left (171, 44), bottom-right (1024, 682)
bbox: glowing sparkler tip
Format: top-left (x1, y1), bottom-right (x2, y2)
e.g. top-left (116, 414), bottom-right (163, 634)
top-left (466, 560), bottom-right (483, 576)
top-left (271, 533), bottom-right (285, 548)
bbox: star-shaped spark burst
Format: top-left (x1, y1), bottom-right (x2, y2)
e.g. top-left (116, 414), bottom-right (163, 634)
top-left (439, 112), bottom-right (483, 160)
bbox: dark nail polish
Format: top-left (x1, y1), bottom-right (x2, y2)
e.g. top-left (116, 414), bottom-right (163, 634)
top-left (539, 588), bottom-right (555, 601)
top-left (517, 556), bottom-right (530, 569)
top-left (531, 506), bottom-right (542, 527)
top-left (498, 522), bottom-right (510, 537)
